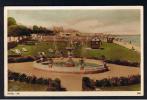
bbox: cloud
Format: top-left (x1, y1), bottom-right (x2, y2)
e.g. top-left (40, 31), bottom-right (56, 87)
top-left (8, 9), bottom-right (141, 35)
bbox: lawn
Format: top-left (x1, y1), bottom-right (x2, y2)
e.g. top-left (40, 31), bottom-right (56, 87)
top-left (99, 84), bottom-right (140, 91)
top-left (85, 42), bottom-right (140, 62)
top-left (8, 80), bottom-right (48, 91)
top-left (8, 41), bottom-right (140, 63)
top-left (8, 80), bottom-right (140, 91)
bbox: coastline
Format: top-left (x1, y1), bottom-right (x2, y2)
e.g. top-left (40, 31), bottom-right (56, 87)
top-left (114, 41), bottom-right (140, 53)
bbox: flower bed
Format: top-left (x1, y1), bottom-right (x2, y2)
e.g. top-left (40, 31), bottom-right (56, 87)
top-left (8, 70), bottom-right (66, 91)
top-left (8, 56), bottom-right (35, 63)
top-left (82, 75), bottom-right (140, 91)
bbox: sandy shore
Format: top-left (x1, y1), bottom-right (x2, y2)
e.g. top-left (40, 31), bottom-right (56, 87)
top-left (114, 41), bottom-right (140, 53)
top-left (8, 62), bottom-right (140, 91)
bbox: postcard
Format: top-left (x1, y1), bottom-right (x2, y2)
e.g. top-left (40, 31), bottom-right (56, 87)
top-left (4, 6), bottom-right (144, 96)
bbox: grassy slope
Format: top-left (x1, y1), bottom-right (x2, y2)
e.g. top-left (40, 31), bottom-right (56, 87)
top-left (8, 42), bottom-right (140, 62)
top-left (85, 42), bottom-right (140, 62)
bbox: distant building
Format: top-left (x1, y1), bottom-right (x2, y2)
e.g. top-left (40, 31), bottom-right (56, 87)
top-left (91, 37), bottom-right (102, 49)
top-left (107, 37), bottom-right (115, 43)
top-left (59, 32), bottom-right (79, 37)
top-left (53, 26), bottom-right (64, 33)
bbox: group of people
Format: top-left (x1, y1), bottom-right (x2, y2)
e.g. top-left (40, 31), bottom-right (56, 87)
top-left (11, 47), bottom-right (28, 55)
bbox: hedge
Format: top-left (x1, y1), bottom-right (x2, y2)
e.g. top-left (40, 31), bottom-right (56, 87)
top-left (8, 55), bottom-right (139, 67)
top-left (8, 42), bottom-right (17, 50)
top-left (82, 75), bottom-right (140, 90)
top-left (75, 56), bottom-right (139, 67)
top-left (8, 55), bottom-right (22, 58)
top-left (8, 70), bottom-right (66, 91)
top-left (95, 75), bottom-right (140, 87)
top-left (8, 56), bottom-right (35, 63)
top-left (105, 59), bottom-right (139, 67)
top-left (85, 57), bottom-right (139, 67)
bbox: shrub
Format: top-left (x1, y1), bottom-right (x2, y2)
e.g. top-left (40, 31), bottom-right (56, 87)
top-left (119, 77), bottom-right (129, 86)
top-left (82, 77), bottom-right (95, 91)
top-left (12, 72), bottom-right (20, 81)
top-left (8, 57), bottom-right (16, 63)
top-left (109, 77), bottom-right (118, 86)
top-left (8, 56), bottom-right (35, 63)
top-left (8, 70), bottom-right (66, 91)
top-left (19, 73), bottom-right (27, 82)
top-left (43, 79), bottom-right (49, 85)
top-left (25, 76), bottom-right (32, 83)
top-left (101, 78), bottom-right (111, 87)
top-left (36, 78), bottom-right (44, 84)
top-left (95, 75), bottom-right (140, 88)
top-left (8, 55), bottom-right (21, 58)
top-left (47, 78), bottom-right (64, 91)
top-left (15, 56), bottom-right (35, 62)
top-left (8, 70), bottom-right (13, 80)
top-left (30, 76), bottom-right (37, 84)
top-left (8, 42), bottom-right (17, 49)
top-left (105, 59), bottom-right (139, 67)
top-left (83, 75), bottom-right (140, 90)
top-left (53, 78), bottom-right (61, 90)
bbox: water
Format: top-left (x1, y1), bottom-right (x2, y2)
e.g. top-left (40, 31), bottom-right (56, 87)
top-left (116, 35), bottom-right (140, 47)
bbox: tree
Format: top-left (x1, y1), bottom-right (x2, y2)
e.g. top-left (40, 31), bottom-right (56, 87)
top-left (8, 25), bottom-right (32, 37)
top-left (32, 25), bottom-right (54, 35)
top-left (8, 17), bottom-right (17, 26)
top-left (33, 25), bottom-right (39, 33)
top-left (8, 25), bottom-right (32, 42)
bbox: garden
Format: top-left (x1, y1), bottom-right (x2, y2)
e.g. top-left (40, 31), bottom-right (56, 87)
top-left (8, 41), bottom-right (140, 67)
top-left (82, 75), bottom-right (140, 91)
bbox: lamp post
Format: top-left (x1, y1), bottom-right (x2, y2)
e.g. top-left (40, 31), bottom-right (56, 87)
top-left (65, 38), bottom-right (75, 67)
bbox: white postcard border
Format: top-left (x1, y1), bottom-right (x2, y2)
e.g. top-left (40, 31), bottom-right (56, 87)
top-left (4, 6), bottom-right (144, 96)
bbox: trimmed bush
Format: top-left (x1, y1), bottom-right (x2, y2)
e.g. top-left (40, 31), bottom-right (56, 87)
top-left (19, 74), bottom-right (27, 82)
top-left (81, 57), bottom-right (139, 67)
top-left (83, 75), bottom-right (141, 90)
top-left (8, 57), bottom-right (16, 63)
top-left (16, 56), bottom-right (35, 62)
top-left (8, 56), bottom-right (35, 63)
top-left (82, 77), bottom-right (95, 91)
top-left (105, 59), bottom-right (139, 67)
top-left (36, 78), bottom-right (44, 84)
top-left (8, 70), bottom-right (66, 91)
top-left (8, 42), bottom-right (17, 49)
top-left (95, 75), bottom-right (140, 88)
top-left (8, 55), bottom-right (22, 58)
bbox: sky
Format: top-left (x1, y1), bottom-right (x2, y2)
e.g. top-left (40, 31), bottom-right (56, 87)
top-left (8, 9), bottom-right (141, 35)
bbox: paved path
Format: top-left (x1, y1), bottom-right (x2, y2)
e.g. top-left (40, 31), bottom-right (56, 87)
top-left (8, 62), bottom-right (140, 91)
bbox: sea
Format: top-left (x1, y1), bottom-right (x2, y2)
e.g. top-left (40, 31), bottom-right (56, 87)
top-left (116, 35), bottom-right (141, 47)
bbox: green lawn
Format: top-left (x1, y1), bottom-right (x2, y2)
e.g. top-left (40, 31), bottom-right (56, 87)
top-left (85, 42), bottom-right (140, 62)
top-left (8, 80), bottom-right (140, 91)
top-left (8, 41), bottom-right (140, 63)
top-left (99, 84), bottom-right (140, 91)
top-left (9, 42), bottom-right (68, 56)
top-left (8, 80), bottom-right (48, 91)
